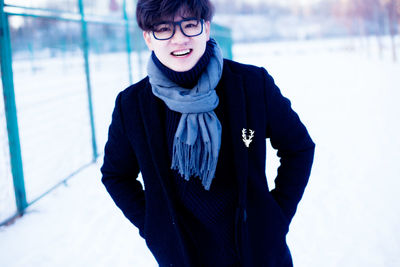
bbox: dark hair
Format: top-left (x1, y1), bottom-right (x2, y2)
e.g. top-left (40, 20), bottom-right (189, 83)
top-left (136, 0), bottom-right (215, 31)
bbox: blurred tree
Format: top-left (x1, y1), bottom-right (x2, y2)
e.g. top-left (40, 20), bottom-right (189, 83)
top-left (332, 0), bottom-right (399, 61)
top-left (109, 0), bottom-right (120, 12)
top-left (380, 0), bottom-right (399, 61)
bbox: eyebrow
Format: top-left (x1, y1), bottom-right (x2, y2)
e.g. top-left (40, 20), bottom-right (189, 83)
top-left (154, 17), bottom-right (197, 26)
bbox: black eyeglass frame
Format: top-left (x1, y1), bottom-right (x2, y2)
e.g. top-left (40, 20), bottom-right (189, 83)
top-left (151, 18), bottom-right (204, 41)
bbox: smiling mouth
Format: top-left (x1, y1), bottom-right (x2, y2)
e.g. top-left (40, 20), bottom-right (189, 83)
top-left (171, 49), bottom-right (192, 57)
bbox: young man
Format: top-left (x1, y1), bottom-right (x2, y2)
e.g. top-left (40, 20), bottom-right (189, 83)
top-left (101, 0), bottom-right (315, 266)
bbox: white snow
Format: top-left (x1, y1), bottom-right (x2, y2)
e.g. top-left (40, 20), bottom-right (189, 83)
top-left (0, 78), bottom-right (17, 223)
top-left (1, 37), bottom-right (400, 267)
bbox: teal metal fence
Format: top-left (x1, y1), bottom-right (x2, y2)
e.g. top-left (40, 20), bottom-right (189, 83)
top-left (0, 0), bottom-right (232, 226)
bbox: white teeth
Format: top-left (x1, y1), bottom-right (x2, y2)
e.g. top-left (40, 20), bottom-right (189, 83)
top-left (172, 49), bottom-right (191, 56)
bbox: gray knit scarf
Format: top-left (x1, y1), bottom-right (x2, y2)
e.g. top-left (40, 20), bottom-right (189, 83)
top-left (147, 38), bottom-right (223, 190)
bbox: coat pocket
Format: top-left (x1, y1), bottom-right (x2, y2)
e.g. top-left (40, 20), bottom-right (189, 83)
top-left (266, 192), bottom-right (290, 231)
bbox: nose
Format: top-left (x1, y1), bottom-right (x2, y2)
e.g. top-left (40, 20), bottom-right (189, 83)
top-left (170, 25), bottom-right (190, 44)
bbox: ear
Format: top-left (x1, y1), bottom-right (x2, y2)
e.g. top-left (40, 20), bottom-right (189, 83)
top-left (143, 31), bottom-right (154, 51)
top-left (204, 21), bottom-right (211, 41)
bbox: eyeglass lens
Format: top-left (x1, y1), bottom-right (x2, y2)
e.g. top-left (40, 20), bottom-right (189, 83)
top-left (153, 19), bottom-right (202, 40)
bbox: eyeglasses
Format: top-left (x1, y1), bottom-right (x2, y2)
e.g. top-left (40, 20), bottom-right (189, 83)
top-left (152, 18), bottom-right (204, 40)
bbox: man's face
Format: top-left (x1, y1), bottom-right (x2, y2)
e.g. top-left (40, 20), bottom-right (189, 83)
top-left (143, 13), bottom-right (210, 72)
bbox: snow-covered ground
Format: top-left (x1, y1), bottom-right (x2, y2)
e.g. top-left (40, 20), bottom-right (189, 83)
top-left (1, 37), bottom-right (400, 267)
top-left (238, 38), bottom-right (400, 267)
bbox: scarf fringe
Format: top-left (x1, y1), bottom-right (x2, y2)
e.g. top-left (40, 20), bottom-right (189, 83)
top-left (171, 137), bottom-right (217, 190)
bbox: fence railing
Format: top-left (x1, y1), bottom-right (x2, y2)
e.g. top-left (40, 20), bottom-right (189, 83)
top-left (0, 0), bottom-right (232, 226)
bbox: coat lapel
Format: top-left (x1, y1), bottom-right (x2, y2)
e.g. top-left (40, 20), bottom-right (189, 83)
top-left (216, 62), bottom-right (249, 207)
top-left (138, 83), bottom-right (173, 189)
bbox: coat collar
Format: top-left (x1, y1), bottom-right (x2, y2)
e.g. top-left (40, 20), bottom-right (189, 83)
top-left (138, 60), bottom-right (249, 205)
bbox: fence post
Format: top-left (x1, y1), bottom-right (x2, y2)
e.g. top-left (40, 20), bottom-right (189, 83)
top-left (0, 0), bottom-right (28, 214)
top-left (78, 0), bottom-right (98, 162)
top-left (123, 0), bottom-right (133, 85)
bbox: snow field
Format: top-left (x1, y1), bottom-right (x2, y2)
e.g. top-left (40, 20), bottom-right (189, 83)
top-left (0, 37), bottom-right (399, 266)
top-left (233, 39), bottom-right (400, 266)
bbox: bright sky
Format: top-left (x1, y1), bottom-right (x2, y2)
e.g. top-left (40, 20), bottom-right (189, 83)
top-left (7, 0), bottom-right (325, 29)
top-left (9, 0), bottom-right (324, 8)
top-left (239, 0), bottom-right (323, 6)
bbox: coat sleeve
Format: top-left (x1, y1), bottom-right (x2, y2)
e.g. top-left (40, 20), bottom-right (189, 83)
top-left (100, 92), bottom-right (146, 237)
top-left (262, 67), bottom-right (315, 224)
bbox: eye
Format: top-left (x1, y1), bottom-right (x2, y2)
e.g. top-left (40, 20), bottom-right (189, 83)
top-left (154, 24), bottom-right (172, 32)
top-left (184, 23), bottom-right (197, 29)
top-left (158, 27), bottom-right (170, 32)
top-left (184, 20), bottom-right (200, 30)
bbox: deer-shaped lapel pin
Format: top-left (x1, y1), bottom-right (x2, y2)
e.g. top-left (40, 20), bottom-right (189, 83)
top-left (242, 128), bottom-right (254, 148)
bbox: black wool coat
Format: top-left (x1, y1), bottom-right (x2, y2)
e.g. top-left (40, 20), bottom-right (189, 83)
top-left (101, 59), bottom-right (315, 267)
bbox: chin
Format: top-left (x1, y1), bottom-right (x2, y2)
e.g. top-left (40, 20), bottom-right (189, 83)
top-left (159, 51), bottom-right (201, 72)
top-left (174, 65), bottom-right (195, 72)
top-left (170, 62), bottom-right (196, 72)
